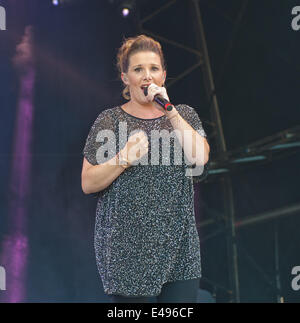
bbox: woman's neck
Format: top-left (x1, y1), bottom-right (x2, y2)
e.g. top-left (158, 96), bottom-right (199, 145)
top-left (123, 100), bottom-right (165, 118)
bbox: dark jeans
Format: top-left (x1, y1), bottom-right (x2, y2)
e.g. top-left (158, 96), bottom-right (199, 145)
top-left (109, 278), bottom-right (200, 303)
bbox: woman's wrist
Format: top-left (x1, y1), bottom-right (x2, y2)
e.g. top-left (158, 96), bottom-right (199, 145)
top-left (117, 149), bottom-right (131, 169)
top-left (166, 107), bottom-right (179, 120)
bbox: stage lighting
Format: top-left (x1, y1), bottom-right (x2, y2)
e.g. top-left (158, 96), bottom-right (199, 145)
top-left (51, 0), bottom-right (84, 7)
top-left (122, 7), bottom-right (130, 17)
top-left (120, 0), bottom-right (136, 18)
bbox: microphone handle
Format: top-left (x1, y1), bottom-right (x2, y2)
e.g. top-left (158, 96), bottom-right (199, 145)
top-left (143, 87), bottom-right (173, 111)
top-left (154, 95), bottom-right (173, 111)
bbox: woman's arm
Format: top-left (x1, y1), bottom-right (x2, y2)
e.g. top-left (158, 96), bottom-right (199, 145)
top-left (81, 154), bottom-right (126, 194)
top-left (82, 130), bottom-right (149, 194)
top-left (166, 108), bottom-right (210, 166)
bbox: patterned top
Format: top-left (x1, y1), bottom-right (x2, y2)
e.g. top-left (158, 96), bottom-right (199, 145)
top-left (83, 104), bottom-right (208, 297)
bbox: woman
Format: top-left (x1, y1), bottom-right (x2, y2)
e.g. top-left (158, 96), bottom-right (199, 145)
top-left (81, 35), bottom-right (210, 303)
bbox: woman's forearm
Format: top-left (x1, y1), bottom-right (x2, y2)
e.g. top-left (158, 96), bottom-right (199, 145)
top-left (82, 154), bottom-right (127, 194)
top-left (166, 107), bottom-right (210, 166)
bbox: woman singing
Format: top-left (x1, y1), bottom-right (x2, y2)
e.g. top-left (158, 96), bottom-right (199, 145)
top-left (81, 35), bottom-right (210, 303)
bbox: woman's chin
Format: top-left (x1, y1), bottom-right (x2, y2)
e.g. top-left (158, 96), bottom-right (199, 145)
top-left (135, 97), bottom-right (151, 106)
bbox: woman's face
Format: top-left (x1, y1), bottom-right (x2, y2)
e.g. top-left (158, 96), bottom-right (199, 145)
top-left (121, 51), bottom-right (166, 105)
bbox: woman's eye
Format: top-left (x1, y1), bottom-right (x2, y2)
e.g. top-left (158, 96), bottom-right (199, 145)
top-left (134, 67), bottom-right (159, 72)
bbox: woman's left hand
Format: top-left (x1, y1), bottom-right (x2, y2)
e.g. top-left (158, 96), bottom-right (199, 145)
top-left (146, 83), bottom-right (170, 113)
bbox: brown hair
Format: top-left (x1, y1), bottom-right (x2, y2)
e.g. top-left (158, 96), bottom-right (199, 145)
top-left (116, 34), bottom-right (166, 100)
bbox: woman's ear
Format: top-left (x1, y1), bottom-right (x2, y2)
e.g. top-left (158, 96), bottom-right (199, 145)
top-left (121, 72), bottom-right (129, 85)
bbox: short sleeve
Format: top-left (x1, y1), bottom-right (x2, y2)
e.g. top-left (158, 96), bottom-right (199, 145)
top-left (179, 104), bottom-right (210, 183)
top-left (82, 109), bottom-right (116, 166)
top-left (181, 104), bottom-right (207, 138)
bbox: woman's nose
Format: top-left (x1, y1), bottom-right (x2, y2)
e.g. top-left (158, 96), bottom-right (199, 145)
top-left (143, 69), bottom-right (152, 80)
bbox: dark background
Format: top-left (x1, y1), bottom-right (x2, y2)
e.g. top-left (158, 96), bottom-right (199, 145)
top-left (0, 0), bottom-right (299, 302)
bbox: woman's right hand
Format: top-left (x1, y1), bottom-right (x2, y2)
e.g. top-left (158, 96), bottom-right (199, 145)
top-left (120, 131), bottom-right (149, 167)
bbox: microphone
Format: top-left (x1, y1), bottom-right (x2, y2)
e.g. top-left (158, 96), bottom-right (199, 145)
top-left (143, 86), bottom-right (173, 111)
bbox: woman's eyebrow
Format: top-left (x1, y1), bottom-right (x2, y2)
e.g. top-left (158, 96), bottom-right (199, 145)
top-left (132, 63), bottom-right (160, 68)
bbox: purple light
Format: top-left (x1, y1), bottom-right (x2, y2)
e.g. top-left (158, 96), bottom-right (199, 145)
top-left (1, 235), bottom-right (29, 302)
top-left (0, 26), bottom-right (35, 303)
top-left (122, 8), bottom-right (130, 17)
top-left (52, 0), bottom-right (59, 6)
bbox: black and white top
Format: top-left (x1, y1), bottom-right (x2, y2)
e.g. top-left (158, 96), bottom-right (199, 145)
top-left (83, 104), bottom-right (208, 297)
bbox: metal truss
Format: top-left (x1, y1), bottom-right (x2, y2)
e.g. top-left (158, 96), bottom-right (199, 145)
top-left (208, 125), bottom-right (300, 180)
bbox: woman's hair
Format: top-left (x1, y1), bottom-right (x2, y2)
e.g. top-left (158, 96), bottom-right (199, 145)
top-left (116, 34), bottom-right (166, 100)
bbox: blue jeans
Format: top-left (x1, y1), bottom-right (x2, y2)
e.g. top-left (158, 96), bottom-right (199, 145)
top-left (109, 278), bottom-right (200, 303)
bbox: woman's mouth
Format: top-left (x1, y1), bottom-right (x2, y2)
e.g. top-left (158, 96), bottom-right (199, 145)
top-left (141, 86), bottom-right (148, 96)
